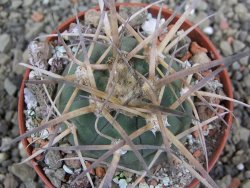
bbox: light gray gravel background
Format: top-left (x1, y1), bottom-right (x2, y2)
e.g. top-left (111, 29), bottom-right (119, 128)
top-left (0, 0), bottom-right (249, 187)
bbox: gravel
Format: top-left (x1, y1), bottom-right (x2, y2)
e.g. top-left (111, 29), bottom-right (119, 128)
top-left (233, 39), bottom-right (246, 53)
top-left (220, 41), bottom-right (233, 56)
top-left (4, 78), bottom-right (17, 96)
top-left (0, 0), bottom-right (249, 187)
top-left (0, 53), bottom-right (10, 65)
top-left (45, 150), bottom-right (63, 170)
top-left (0, 34), bottom-right (11, 53)
top-left (8, 163), bottom-right (36, 182)
top-left (3, 173), bottom-right (19, 188)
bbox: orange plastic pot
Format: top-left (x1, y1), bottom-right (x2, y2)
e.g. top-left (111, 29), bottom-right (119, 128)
top-left (18, 3), bottom-right (233, 188)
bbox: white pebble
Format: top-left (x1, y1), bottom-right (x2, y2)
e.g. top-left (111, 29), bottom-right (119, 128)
top-left (185, 4), bottom-right (195, 15)
top-left (24, 88), bottom-right (37, 110)
top-left (113, 177), bottom-right (119, 184)
top-left (155, 184), bottom-right (163, 188)
top-left (237, 163), bottom-right (244, 171)
top-left (139, 182), bottom-right (150, 188)
top-left (118, 179), bottom-right (128, 188)
top-left (40, 129), bottom-right (49, 139)
top-left (142, 15), bottom-right (165, 35)
top-left (43, 0), bottom-right (49, 5)
top-left (203, 26), bottom-right (214, 35)
top-left (187, 134), bottom-right (194, 145)
top-left (162, 176), bottom-right (171, 186)
top-left (63, 164), bottom-right (74, 174)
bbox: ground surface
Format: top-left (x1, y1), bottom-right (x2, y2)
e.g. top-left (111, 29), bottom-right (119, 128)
top-left (0, 0), bottom-right (249, 187)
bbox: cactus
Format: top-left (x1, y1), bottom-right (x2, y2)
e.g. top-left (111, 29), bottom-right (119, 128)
top-left (57, 36), bottom-right (193, 170)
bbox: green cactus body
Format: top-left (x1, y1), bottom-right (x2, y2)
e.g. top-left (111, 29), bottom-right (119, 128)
top-left (58, 37), bottom-right (192, 170)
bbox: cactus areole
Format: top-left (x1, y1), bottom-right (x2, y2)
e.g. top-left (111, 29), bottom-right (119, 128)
top-left (18, 3), bottom-right (233, 188)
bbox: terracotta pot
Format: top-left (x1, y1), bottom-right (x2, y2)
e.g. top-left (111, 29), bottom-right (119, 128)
top-left (18, 3), bottom-right (233, 188)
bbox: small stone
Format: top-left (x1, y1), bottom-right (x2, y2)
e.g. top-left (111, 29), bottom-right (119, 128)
top-left (119, 6), bottom-right (147, 27)
top-left (0, 53), bottom-right (10, 65)
top-left (189, 12), bottom-right (210, 29)
top-left (191, 52), bottom-right (211, 64)
top-left (142, 16), bottom-right (165, 35)
top-left (44, 168), bottom-right (62, 187)
top-left (45, 150), bottom-right (62, 169)
top-left (197, 0), bottom-right (208, 10)
top-left (0, 137), bottom-right (12, 152)
top-left (8, 164), bottom-right (36, 182)
top-left (239, 56), bottom-right (249, 65)
top-left (193, 150), bottom-right (201, 158)
top-left (23, 0), bottom-right (34, 7)
top-left (0, 0), bottom-right (8, 4)
top-left (85, 9), bottom-right (101, 27)
top-left (4, 174), bottom-right (18, 188)
top-left (63, 164), bottom-right (74, 174)
top-left (220, 19), bottom-right (229, 30)
top-left (59, 143), bottom-right (72, 154)
top-left (190, 42), bottom-right (208, 54)
top-left (54, 168), bottom-right (65, 181)
top-left (0, 153), bottom-right (8, 163)
top-left (162, 176), bottom-right (171, 186)
top-left (31, 12), bottom-right (44, 22)
top-left (4, 78), bottom-right (17, 96)
top-left (233, 40), bottom-right (246, 53)
top-left (18, 142), bottom-right (27, 159)
top-left (247, 35), bottom-right (250, 43)
top-left (0, 120), bottom-right (9, 135)
top-left (64, 153), bottom-right (81, 169)
top-left (0, 34), bottom-right (11, 53)
top-left (58, 0), bottom-right (71, 8)
top-left (234, 3), bottom-right (248, 21)
top-left (216, 175), bottom-right (232, 188)
top-left (0, 174), bottom-right (5, 183)
top-left (229, 178), bottom-right (241, 188)
top-left (232, 62), bottom-right (241, 70)
top-left (24, 181), bottom-right (38, 188)
top-left (69, 173), bottom-right (90, 187)
top-left (220, 41), bottom-right (233, 56)
top-left (11, 0), bottom-right (22, 9)
top-left (233, 127), bottom-right (250, 143)
top-left (236, 139), bottom-right (249, 150)
top-left (95, 166), bottom-right (105, 178)
top-left (203, 26), bottom-right (214, 35)
top-left (234, 71), bottom-right (243, 80)
top-left (9, 12), bottom-right (21, 20)
top-left (5, 111), bottom-right (14, 121)
top-left (242, 180), bottom-right (250, 188)
top-left (232, 150), bottom-right (249, 165)
top-left (245, 171), bottom-right (250, 179)
top-left (25, 23), bottom-right (44, 40)
top-left (237, 163), bottom-right (244, 171)
top-left (139, 182), bottom-right (150, 188)
top-left (22, 49), bottom-right (30, 64)
top-left (227, 0), bottom-right (237, 5)
top-left (150, 179), bottom-right (158, 186)
top-left (244, 74), bottom-right (250, 88)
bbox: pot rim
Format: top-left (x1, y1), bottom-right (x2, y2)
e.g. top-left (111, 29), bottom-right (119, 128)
top-left (18, 3), bottom-right (233, 188)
